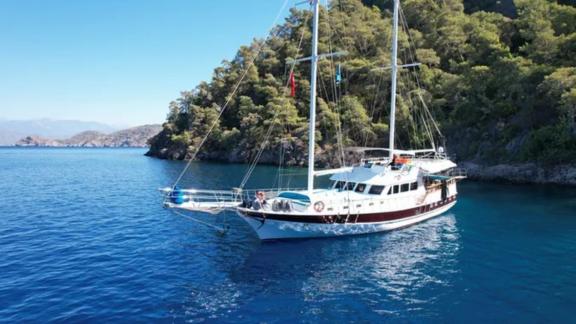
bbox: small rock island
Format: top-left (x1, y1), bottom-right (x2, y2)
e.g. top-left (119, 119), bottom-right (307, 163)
top-left (16, 124), bottom-right (162, 148)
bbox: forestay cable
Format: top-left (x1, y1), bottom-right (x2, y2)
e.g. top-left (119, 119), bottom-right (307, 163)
top-left (238, 9), bottom-right (310, 190)
top-left (170, 0), bottom-right (292, 190)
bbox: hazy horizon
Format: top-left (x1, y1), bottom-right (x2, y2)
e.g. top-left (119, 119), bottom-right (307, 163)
top-left (0, 117), bottom-right (156, 129)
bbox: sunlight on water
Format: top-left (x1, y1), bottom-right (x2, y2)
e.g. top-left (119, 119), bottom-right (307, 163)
top-left (0, 148), bottom-right (575, 322)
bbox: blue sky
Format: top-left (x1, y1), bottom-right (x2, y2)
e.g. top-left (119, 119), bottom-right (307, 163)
top-left (0, 0), bottom-right (294, 126)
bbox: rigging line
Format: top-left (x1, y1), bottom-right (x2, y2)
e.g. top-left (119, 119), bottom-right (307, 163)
top-left (397, 41), bottom-right (420, 148)
top-left (323, 0), bottom-right (338, 105)
top-left (170, 0), bottom-right (291, 189)
top-left (399, 6), bottom-right (443, 140)
top-left (398, 12), bottom-right (426, 149)
top-left (239, 71), bottom-right (294, 189)
top-left (371, 21), bottom-right (392, 131)
top-left (318, 64), bottom-right (330, 103)
top-left (241, 9), bottom-right (309, 176)
top-left (318, 62), bottom-right (344, 166)
top-left (364, 11), bottom-right (394, 149)
top-left (364, 72), bottom-right (385, 147)
top-left (317, 66), bottom-right (343, 166)
top-left (277, 143), bottom-right (284, 190)
top-left (324, 0), bottom-right (347, 166)
top-left (396, 12), bottom-right (424, 147)
top-left (275, 139), bottom-right (286, 191)
top-left (419, 107), bottom-right (436, 148)
top-left (238, 9), bottom-right (310, 189)
top-left (239, 122), bottom-right (275, 189)
top-left (366, 41), bottom-right (392, 147)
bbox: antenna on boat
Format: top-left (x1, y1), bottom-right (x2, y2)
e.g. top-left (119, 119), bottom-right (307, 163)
top-left (389, 0), bottom-right (399, 159)
top-left (307, 0), bottom-right (320, 193)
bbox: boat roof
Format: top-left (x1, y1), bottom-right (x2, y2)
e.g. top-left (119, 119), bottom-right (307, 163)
top-left (324, 158), bottom-right (456, 184)
top-left (346, 147), bottom-right (437, 155)
top-left (412, 159), bottom-right (456, 174)
top-left (329, 164), bottom-right (419, 185)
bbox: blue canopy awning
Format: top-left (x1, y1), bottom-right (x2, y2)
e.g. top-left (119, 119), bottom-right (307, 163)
top-left (278, 192), bottom-right (311, 204)
top-left (425, 175), bottom-right (451, 181)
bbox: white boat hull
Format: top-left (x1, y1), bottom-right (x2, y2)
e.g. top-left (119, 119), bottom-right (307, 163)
top-left (238, 200), bottom-right (457, 240)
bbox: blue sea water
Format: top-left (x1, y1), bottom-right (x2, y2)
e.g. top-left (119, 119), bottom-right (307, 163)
top-left (0, 148), bottom-right (575, 323)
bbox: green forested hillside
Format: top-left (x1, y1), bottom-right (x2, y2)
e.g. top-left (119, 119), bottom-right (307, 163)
top-left (147, 0), bottom-right (576, 167)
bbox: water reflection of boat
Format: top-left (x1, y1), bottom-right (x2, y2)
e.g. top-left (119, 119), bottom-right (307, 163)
top-left (228, 214), bottom-right (460, 315)
top-left (302, 215), bottom-right (459, 300)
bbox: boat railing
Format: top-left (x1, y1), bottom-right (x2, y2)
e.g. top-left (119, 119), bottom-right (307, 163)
top-left (361, 151), bottom-right (450, 164)
top-left (361, 157), bottom-right (391, 164)
top-left (240, 188), bottom-right (307, 201)
top-left (448, 168), bottom-right (467, 178)
top-left (360, 157), bottom-right (392, 169)
top-left (160, 187), bottom-right (311, 212)
top-left (412, 151), bottom-right (452, 160)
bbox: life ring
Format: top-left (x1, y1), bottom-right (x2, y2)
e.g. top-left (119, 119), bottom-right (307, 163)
top-left (313, 201), bottom-right (325, 213)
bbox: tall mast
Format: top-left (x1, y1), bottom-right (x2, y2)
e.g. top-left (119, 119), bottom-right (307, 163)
top-left (307, 0), bottom-right (320, 193)
top-left (388, 0), bottom-right (399, 159)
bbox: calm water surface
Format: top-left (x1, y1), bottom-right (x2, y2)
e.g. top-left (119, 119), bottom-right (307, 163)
top-left (0, 148), bottom-right (575, 323)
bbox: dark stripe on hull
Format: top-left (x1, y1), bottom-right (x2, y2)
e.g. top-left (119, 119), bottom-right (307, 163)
top-left (240, 195), bottom-right (457, 224)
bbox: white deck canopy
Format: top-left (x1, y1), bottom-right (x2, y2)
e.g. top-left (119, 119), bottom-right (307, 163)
top-left (346, 147), bottom-right (437, 155)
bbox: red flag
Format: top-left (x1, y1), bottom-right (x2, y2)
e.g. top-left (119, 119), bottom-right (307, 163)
top-left (289, 71), bottom-right (296, 97)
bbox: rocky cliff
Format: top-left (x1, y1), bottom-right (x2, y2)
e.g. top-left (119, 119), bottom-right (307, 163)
top-left (461, 162), bottom-right (576, 186)
top-left (146, 0), bottom-right (576, 186)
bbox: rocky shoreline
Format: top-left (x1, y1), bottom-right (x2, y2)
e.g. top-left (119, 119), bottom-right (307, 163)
top-left (145, 141), bottom-right (576, 186)
top-left (461, 162), bottom-right (576, 186)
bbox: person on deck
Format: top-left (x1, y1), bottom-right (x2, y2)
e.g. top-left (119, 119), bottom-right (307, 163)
top-left (389, 154), bottom-right (401, 170)
top-left (390, 154), bottom-right (410, 170)
top-left (252, 191), bottom-right (267, 210)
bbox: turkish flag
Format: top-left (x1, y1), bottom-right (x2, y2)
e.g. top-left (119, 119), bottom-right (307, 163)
top-left (289, 71), bottom-right (296, 97)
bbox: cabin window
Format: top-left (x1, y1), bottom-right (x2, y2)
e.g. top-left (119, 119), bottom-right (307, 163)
top-left (334, 181), bottom-right (346, 190)
top-left (355, 183), bottom-right (366, 193)
top-left (393, 185), bottom-right (399, 194)
top-left (387, 187), bottom-right (393, 195)
top-left (345, 182), bottom-right (356, 191)
top-left (401, 183), bottom-right (410, 192)
top-left (369, 185), bottom-right (385, 195)
top-left (410, 182), bottom-right (418, 191)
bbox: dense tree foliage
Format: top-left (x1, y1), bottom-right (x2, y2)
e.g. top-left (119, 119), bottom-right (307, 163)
top-left (148, 0), bottom-right (576, 166)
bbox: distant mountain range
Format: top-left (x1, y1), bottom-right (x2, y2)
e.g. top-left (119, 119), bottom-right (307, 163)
top-left (0, 119), bottom-right (120, 145)
top-left (15, 124), bottom-right (162, 148)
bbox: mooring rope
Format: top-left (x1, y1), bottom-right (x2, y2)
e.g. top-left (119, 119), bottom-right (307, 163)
top-left (171, 208), bottom-right (230, 234)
